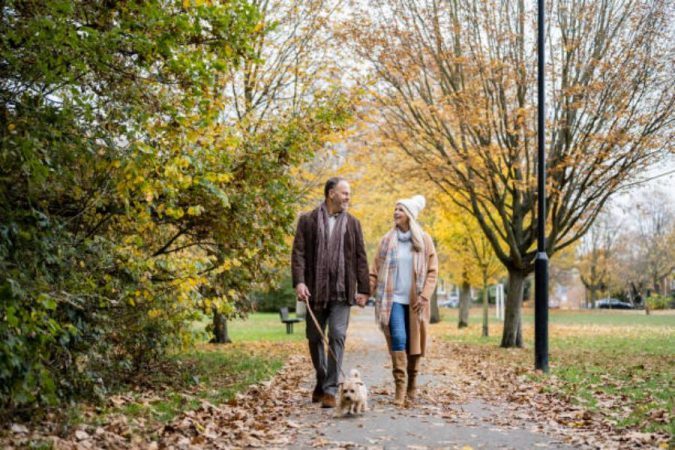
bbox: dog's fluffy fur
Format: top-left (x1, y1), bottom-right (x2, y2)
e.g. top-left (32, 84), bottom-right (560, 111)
top-left (337, 369), bottom-right (369, 416)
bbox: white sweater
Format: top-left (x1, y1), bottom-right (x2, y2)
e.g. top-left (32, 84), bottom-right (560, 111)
top-left (393, 230), bottom-right (414, 305)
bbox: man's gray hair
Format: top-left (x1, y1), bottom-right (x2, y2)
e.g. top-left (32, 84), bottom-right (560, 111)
top-left (324, 177), bottom-right (346, 198)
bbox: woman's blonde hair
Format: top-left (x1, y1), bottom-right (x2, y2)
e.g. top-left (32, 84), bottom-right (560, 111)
top-left (398, 204), bottom-right (426, 253)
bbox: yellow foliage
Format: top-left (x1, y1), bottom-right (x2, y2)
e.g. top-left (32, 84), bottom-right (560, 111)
top-left (187, 205), bottom-right (204, 216)
top-left (341, 126), bottom-right (504, 288)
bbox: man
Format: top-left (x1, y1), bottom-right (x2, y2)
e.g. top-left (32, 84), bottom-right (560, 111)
top-left (292, 177), bottom-right (370, 408)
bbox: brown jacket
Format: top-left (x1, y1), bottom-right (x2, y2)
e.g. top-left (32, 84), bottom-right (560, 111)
top-left (369, 232), bottom-right (438, 356)
top-left (291, 207), bottom-right (370, 306)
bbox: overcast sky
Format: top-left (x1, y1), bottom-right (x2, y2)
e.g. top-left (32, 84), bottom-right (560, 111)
top-left (609, 154), bottom-right (675, 224)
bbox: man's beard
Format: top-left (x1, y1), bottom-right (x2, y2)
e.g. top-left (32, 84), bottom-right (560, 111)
top-left (331, 199), bottom-right (347, 211)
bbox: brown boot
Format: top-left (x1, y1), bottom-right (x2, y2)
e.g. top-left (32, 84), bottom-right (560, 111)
top-left (406, 354), bottom-right (421, 404)
top-left (311, 384), bottom-right (323, 403)
top-left (321, 393), bottom-right (336, 408)
top-left (391, 351), bottom-right (407, 406)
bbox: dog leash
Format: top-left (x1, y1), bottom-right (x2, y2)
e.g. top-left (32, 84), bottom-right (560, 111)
top-left (304, 300), bottom-right (347, 380)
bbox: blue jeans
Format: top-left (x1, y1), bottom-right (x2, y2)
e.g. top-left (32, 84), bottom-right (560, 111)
top-left (389, 302), bottom-right (410, 352)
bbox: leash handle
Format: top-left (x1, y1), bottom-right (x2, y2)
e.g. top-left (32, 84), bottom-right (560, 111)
top-left (304, 300), bottom-right (347, 380)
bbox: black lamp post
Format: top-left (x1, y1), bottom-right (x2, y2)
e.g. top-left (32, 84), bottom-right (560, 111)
top-left (535, 0), bottom-right (549, 373)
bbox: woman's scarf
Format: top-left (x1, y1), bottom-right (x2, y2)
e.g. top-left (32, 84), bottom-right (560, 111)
top-left (315, 202), bottom-right (348, 309)
top-left (374, 227), bottom-right (428, 331)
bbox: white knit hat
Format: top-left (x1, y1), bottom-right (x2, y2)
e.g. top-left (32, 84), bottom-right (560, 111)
top-left (397, 195), bottom-right (426, 220)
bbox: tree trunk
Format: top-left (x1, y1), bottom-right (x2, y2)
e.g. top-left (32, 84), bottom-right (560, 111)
top-left (211, 307), bottom-right (232, 344)
top-left (500, 268), bottom-right (526, 348)
top-left (590, 287), bottom-right (597, 309)
top-left (430, 285), bottom-right (440, 324)
top-left (458, 278), bottom-right (471, 328)
top-left (482, 272), bottom-right (489, 338)
top-left (653, 273), bottom-right (663, 296)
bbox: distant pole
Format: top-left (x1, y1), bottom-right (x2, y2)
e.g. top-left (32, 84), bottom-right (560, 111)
top-left (535, 0), bottom-right (549, 373)
top-left (495, 284), bottom-right (505, 321)
top-left (494, 285), bottom-right (499, 319)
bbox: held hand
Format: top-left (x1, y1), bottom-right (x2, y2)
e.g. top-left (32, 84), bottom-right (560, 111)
top-left (355, 293), bottom-right (369, 308)
top-left (295, 283), bottom-right (311, 303)
top-left (414, 295), bottom-right (429, 314)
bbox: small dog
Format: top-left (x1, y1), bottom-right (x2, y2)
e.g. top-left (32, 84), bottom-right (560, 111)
top-left (336, 369), bottom-right (369, 416)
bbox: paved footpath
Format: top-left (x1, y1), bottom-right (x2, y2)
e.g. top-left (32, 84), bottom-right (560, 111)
top-left (290, 307), bottom-right (573, 450)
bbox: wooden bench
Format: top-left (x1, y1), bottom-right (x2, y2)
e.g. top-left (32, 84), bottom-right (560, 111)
top-left (279, 307), bottom-right (302, 334)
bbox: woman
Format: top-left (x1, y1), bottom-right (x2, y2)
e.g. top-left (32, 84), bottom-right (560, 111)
top-left (370, 195), bottom-right (438, 406)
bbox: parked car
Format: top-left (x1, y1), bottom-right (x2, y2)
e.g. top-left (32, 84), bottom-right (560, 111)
top-left (595, 298), bottom-right (634, 309)
top-left (438, 295), bottom-right (459, 308)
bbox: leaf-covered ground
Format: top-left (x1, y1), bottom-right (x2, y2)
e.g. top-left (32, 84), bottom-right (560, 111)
top-left (3, 308), bottom-right (672, 449)
top-left (2, 340), bottom-right (303, 449)
top-left (427, 308), bottom-right (673, 449)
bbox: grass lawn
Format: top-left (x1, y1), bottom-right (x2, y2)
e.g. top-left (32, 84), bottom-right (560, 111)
top-left (436, 307), bottom-right (675, 435)
top-left (191, 311), bottom-right (307, 343)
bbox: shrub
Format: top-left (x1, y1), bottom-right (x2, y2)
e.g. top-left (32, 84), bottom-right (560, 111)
top-left (646, 295), bottom-right (670, 311)
top-left (1, 0), bottom-right (351, 417)
top-left (0, 0), bottom-right (260, 417)
top-left (253, 276), bottom-right (297, 313)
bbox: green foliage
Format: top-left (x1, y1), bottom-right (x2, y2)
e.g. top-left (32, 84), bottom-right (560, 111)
top-left (252, 275), bottom-right (297, 313)
top-left (0, 0), bottom-right (350, 416)
top-left (646, 295), bottom-right (672, 311)
top-left (0, 0), bottom-right (261, 415)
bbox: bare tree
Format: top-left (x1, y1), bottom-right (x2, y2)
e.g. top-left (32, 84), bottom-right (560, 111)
top-left (602, 188), bottom-right (675, 313)
top-left (228, 0), bottom-right (342, 128)
top-left (635, 191), bottom-right (675, 296)
top-left (348, 0), bottom-right (674, 347)
top-left (577, 211), bottom-right (620, 307)
top-left (465, 224), bottom-right (502, 337)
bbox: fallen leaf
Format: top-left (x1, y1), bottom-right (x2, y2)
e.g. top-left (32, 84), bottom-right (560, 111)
top-left (11, 423), bottom-right (28, 434)
top-left (74, 429), bottom-right (90, 441)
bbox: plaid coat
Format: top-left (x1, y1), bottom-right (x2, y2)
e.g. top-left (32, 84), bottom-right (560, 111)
top-left (369, 232), bottom-right (438, 356)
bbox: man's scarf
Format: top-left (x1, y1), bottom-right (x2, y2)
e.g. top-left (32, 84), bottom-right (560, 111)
top-left (315, 202), bottom-right (348, 309)
top-left (374, 227), bottom-right (427, 331)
